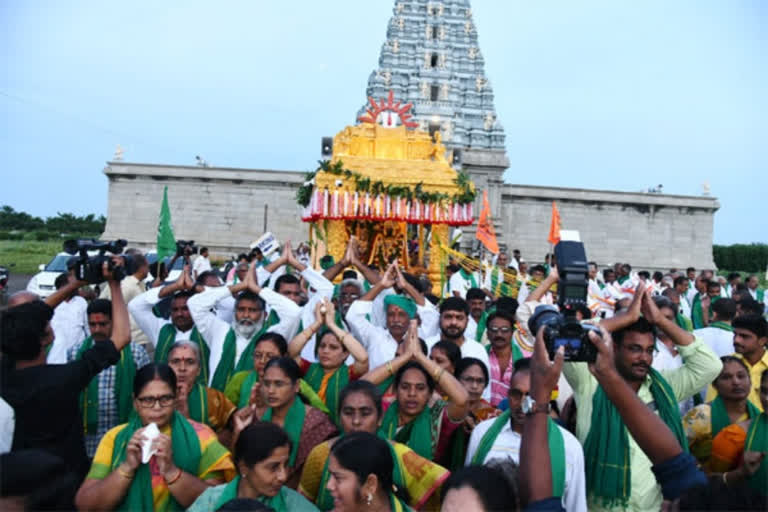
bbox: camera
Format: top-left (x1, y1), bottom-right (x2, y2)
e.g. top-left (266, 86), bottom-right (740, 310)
top-left (527, 241), bottom-right (600, 362)
top-left (63, 239), bottom-right (136, 284)
top-left (176, 240), bottom-right (198, 258)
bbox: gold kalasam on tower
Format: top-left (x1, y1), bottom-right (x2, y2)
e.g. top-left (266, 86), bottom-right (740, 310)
top-left (297, 91), bottom-right (475, 293)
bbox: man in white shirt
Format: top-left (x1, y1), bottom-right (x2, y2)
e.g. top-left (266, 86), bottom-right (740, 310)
top-left (47, 273), bottom-right (89, 364)
top-left (465, 358), bottom-right (587, 512)
top-left (651, 295), bottom-right (696, 415)
top-left (187, 260), bottom-right (301, 390)
top-left (346, 263), bottom-right (439, 370)
top-left (694, 298), bottom-right (737, 357)
top-left (482, 251), bottom-right (509, 298)
top-left (425, 296), bottom-right (491, 399)
top-left (448, 263), bottom-right (480, 299)
top-left (192, 247), bottom-right (212, 279)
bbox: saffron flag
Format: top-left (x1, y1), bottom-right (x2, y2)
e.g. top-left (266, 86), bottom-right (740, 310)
top-left (547, 201), bottom-right (561, 245)
top-left (476, 190), bottom-right (499, 254)
top-left (157, 186), bottom-right (176, 261)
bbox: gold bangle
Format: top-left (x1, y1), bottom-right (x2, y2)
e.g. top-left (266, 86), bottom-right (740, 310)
top-left (165, 468), bottom-right (183, 485)
top-left (722, 471), bottom-right (728, 486)
top-left (387, 361), bottom-right (394, 376)
top-left (435, 368), bottom-right (444, 383)
top-left (433, 366), bottom-right (441, 380)
top-left (117, 466), bottom-right (134, 480)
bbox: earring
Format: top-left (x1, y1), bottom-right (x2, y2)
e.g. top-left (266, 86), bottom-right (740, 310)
top-left (366, 493), bottom-right (373, 506)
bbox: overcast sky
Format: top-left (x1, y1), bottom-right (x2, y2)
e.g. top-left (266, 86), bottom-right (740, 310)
top-left (2, 0), bottom-right (765, 244)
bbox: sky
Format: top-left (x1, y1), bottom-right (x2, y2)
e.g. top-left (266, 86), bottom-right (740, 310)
top-left (1, 0), bottom-right (766, 244)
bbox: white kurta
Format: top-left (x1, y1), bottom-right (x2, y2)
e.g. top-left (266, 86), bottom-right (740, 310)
top-left (48, 295), bottom-right (89, 364)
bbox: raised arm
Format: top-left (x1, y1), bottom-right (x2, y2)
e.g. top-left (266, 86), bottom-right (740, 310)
top-left (44, 274), bottom-right (87, 309)
top-left (394, 263), bottom-right (425, 306)
top-left (324, 301), bottom-right (368, 374)
top-left (288, 300), bottom-right (324, 361)
top-left (527, 266), bottom-right (559, 304)
top-left (599, 281), bottom-right (644, 333)
top-left (359, 263), bottom-right (396, 302)
top-left (519, 326), bottom-right (565, 506)
top-left (106, 259), bottom-right (130, 352)
top-left (322, 239), bottom-right (353, 281)
top-left (409, 322), bottom-right (468, 420)
top-left (348, 238), bottom-right (381, 285)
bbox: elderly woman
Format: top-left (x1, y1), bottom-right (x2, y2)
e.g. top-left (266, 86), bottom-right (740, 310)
top-left (188, 422), bottom-right (318, 511)
top-left (299, 380), bottom-right (449, 510)
top-left (288, 300), bottom-right (369, 424)
top-left (166, 341), bottom-right (236, 434)
top-left (326, 432), bottom-right (414, 511)
top-left (75, 363), bottom-right (235, 511)
top-left (234, 357), bottom-right (337, 489)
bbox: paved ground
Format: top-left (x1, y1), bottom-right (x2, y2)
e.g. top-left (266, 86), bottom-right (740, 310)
top-left (6, 273), bottom-right (32, 295)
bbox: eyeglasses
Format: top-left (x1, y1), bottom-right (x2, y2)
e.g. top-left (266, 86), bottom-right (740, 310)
top-left (254, 352), bottom-right (279, 362)
top-left (460, 376), bottom-right (486, 387)
top-left (339, 293), bottom-right (360, 300)
top-left (136, 394), bottom-right (175, 408)
top-left (262, 380), bottom-right (292, 390)
top-left (508, 389), bottom-right (529, 401)
top-left (487, 326), bottom-right (512, 334)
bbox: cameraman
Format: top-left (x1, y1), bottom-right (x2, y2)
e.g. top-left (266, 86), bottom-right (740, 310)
top-left (0, 259), bottom-right (130, 485)
top-left (192, 246), bottom-right (211, 280)
top-left (563, 283), bottom-right (721, 511)
top-left (99, 251), bottom-right (150, 347)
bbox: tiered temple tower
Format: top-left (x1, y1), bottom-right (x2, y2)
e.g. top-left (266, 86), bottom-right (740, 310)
top-left (356, 0), bottom-right (509, 247)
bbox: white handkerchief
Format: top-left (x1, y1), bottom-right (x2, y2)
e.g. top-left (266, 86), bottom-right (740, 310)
top-left (141, 423), bottom-right (160, 464)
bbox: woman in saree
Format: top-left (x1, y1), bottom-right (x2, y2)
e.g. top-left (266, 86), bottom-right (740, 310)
top-left (75, 363), bottom-right (235, 511)
top-left (326, 432), bottom-right (414, 512)
top-left (429, 341), bottom-right (461, 400)
top-left (682, 356), bottom-right (760, 468)
top-left (288, 299), bottom-right (369, 424)
top-left (223, 332), bottom-right (327, 413)
top-left (708, 369), bottom-right (767, 495)
top-left (235, 357), bottom-right (337, 489)
top-left (299, 380), bottom-right (449, 510)
top-left (443, 357), bottom-right (499, 470)
top-left (368, 320), bottom-right (469, 463)
top-left (188, 421), bottom-right (318, 511)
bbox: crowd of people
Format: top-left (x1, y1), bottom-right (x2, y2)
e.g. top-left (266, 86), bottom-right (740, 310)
top-left (1, 238), bottom-right (766, 511)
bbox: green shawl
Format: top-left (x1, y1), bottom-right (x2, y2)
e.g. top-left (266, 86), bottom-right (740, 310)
top-left (156, 324), bottom-right (209, 386)
top-left (485, 339), bottom-right (524, 363)
top-left (583, 368), bottom-right (687, 507)
top-left (378, 400), bottom-right (436, 460)
top-left (708, 320), bottom-right (733, 333)
top-left (304, 363), bottom-right (349, 426)
top-left (470, 411), bottom-right (565, 497)
top-left (490, 267), bottom-right (515, 298)
top-left (744, 413), bottom-right (768, 494)
top-left (262, 397), bottom-right (306, 467)
top-left (459, 268), bottom-right (478, 289)
top-left (710, 396), bottom-right (760, 439)
top-left (187, 383), bottom-right (209, 427)
top-left (316, 435), bottom-right (406, 511)
top-left (111, 411), bottom-right (200, 512)
top-left (213, 476), bottom-right (289, 512)
top-left (76, 337), bottom-right (136, 435)
top-left (675, 313), bottom-right (693, 332)
top-left (210, 311), bottom-right (278, 391)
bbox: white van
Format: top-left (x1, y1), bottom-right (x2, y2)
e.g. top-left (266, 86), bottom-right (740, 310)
top-left (26, 252), bottom-right (73, 298)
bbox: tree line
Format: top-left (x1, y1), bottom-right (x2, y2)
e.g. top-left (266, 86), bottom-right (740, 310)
top-left (0, 205), bottom-right (105, 238)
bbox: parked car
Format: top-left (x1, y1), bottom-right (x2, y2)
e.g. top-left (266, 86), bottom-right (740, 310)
top-left (26, 252), bottom-right (73, 297)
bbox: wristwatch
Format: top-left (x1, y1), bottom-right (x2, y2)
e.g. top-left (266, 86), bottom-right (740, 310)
top-left (522, 395), bottom-right (551, 416)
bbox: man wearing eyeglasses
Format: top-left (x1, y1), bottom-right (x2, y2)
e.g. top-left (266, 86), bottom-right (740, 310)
top-left (67, 298), bottom-right (151, 457)
top-left (465, 357), bottom-right (587, 512)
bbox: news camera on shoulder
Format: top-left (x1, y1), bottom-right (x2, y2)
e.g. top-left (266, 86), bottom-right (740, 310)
top-left (63, 238), bottom-right (137, 284)
top-left (528, 240), bottom-right (601, 363)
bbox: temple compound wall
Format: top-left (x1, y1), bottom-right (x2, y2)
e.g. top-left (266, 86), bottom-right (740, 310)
top-left (102, 161), bottom-right (719, 271)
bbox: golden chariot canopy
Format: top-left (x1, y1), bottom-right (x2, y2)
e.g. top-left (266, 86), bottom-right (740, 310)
top-left (296, 91), bottom-right (476, 289)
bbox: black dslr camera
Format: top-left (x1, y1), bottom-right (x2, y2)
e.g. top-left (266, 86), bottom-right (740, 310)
top-left (176, 240), bottom-right (198, 258)
top-left (63, 239), bottom-right (136, 284)
top-left (527, 241), bottom-right (600, 362)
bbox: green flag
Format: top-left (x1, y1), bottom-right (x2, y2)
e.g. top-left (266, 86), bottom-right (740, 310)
top-left (157, 186), bottom-right (176, 261)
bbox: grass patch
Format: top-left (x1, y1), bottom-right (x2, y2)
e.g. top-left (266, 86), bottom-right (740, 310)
top-left (0, 239), bottom-right (63, 275)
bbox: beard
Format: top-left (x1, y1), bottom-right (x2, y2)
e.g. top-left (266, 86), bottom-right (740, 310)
top-left (233, 318), bottom-right (261, 339)
top-left (440, 325), bottom-right (464, 341)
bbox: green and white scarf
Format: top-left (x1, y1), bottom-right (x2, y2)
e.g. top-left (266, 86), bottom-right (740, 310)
top-left (111, 411), bottom-right (200, 512)
top-left (213, 476), bottom-right (289, 512)
top-left (710, 396), bottom-right (760, 438)
top-left (459, 268), bottom-right (478, 289)
top-left (76, 337), bottom-right (136, 435)
top-left (262, 397), bottom-right (305, 467)
top-left (470, 411), bottom-right (565, 497)
top-left (378, 401), bottom-right (437, 460)
top-left (304, 363), bottom-right (349, 426)
top-left (583, 368), bottom-right (688, 507)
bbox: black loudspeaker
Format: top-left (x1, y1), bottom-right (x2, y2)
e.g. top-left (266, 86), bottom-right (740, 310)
top-left (452, 148), bottom-right (462, 165)
top-left (321, 137), bottom-right (333, 157)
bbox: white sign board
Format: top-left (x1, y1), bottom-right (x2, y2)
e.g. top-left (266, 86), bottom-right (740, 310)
top-left (249, 232), bottom-right (280, 256)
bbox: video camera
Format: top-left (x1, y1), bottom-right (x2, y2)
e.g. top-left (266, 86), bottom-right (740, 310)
top-left (527, 240), bottom-right (600, 362)
top-left (176, 240), bottom-right (198, 258)
top-left (63, 239), bottom-right (137, 284)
